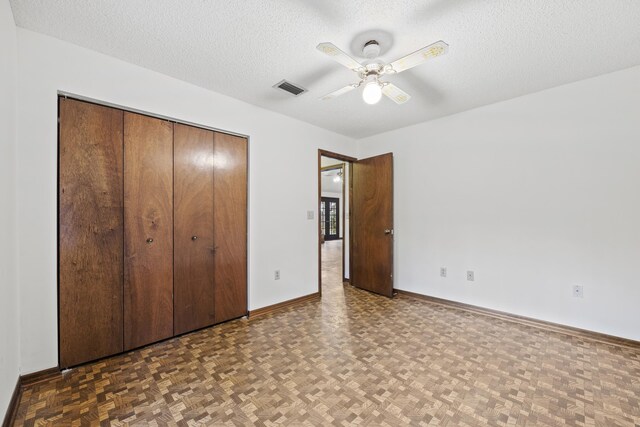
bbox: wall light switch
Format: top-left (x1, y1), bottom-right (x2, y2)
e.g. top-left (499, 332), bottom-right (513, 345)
top-left (440, 267), bottom-right (447, 278)
top-left (307, 210), bottom-right (314, 220)
top-left (274, 270), bottom-right (281, 280)
top-left (466, 271), bottom-right (475, 281)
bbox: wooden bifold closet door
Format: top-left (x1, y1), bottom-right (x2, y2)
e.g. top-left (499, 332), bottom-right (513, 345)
top-left (123, 112), bottom-right (174, 350)
top-left (213, 132), bottom-right (248, 323)
top-left (59, 97), bottom-right (248, 368)
top-left (173, 124), bottom-right (215, 335)
top-left (59, 98), bottom-right (124, 368)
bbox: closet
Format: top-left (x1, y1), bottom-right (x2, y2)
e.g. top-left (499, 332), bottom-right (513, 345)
top-left (58, 97), bottom-right (248, 368)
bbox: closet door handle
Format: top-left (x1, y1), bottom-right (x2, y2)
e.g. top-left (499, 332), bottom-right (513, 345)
top-left (146, 237), bottom-right (154, 244)
top-left (192, 236), bottom-right (198, 241)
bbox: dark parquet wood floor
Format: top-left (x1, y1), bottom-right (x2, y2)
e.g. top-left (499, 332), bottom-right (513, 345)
top-left (13, 240), bottom-right (640, 425)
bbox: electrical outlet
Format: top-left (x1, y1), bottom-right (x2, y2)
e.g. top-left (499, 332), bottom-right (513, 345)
top-left (466, 271), bottom-right (474, 281)
top-left (440, 267), bottom-right (447, 278)
top-left (307, 210), bottom-right (314, 220)
top-left (274, 270), bottom-right (280, 280)
top-left (572, 285), bottom-right (583, 298)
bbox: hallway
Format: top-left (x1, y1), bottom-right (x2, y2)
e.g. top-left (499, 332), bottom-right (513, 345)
top-left (321, 239), bottom-right (344, 290)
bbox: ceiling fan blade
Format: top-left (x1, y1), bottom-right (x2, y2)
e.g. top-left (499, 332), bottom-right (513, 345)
top-left (317, 42), bottom-right (365, 72)
top-left (386, 41), bottom-right (449, 74)
top-left (382, 83), bottom-right (411, 104)
top-left (320, 83), bottom-right (359, 100)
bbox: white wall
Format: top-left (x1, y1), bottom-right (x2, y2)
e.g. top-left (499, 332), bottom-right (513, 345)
top-left (357, 65), bottom-right (640, 340)
top-left (16, 28), bottom-right (356, 374)
top-left (0, 0), bottom-right (20, 419)
top-left (321, 174), bottom-right (343, 193)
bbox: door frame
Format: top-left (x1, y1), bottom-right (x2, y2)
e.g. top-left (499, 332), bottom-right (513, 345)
top-left (318, 149), bottom-right (357, 296)
top-left (320, 162), bottom-right (345, 242)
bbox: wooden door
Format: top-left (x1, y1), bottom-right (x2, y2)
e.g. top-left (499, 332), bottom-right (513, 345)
top-left (174, 124), bottom-right (215, 335)
top-left (59, 98), bottom-right (124, 368)
top-left (351, 153), bottom-right (394, 297)
top-left (321, 197), bottom-right (340, 240)
top-left (124, 112), bottom-right (174, 350)
top-left (213, 133), bottom-right (248, 323)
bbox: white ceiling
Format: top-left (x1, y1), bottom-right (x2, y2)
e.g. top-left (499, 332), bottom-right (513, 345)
top-left (10, 0), bottom-right (640, 138)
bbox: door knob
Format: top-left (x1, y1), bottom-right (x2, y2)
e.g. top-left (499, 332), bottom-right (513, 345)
top-left (384, 229), bottom-right (393, 235)
top-left (146, 237), bottom-right (154, 244)
top-left (192, 236), bottom-right (198, 241)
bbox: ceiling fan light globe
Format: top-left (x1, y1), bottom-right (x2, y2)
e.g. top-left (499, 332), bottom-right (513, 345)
top-left (362, 81), bottom-right (382, 105)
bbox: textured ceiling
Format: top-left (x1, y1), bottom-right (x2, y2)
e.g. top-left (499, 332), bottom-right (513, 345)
top-left (10, 0), bottom-right (640, 138)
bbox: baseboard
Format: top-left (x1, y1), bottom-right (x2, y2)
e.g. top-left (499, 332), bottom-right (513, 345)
top-left (249, 292), bottom-right (320, 318)
top-left (20, 367), bottom-right (61, 387)
top-left (395, 289), bottom-right (640, 349)
top-left (2, 377), bottom-right (21, 427)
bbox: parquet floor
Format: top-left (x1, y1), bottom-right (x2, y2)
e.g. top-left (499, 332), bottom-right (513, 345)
top-left (13, 240), bottom-right (640, 426)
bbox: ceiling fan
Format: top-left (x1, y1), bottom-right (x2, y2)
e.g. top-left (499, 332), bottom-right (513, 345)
top-left (316, 39), bottom-right (449, 105)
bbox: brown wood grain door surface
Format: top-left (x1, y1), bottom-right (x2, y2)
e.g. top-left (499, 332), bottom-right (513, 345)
top-left (351, 153), bottom-right (394, 297)
top-left (123, 112), bottom-right (174, 350)
top-left (59, 98), bottom-right (124, 368)
top-left (213, 132), bottom-right (248, 323)
top-left (173, 124), bottom-right (216, 335)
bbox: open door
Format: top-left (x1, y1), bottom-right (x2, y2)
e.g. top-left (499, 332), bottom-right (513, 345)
top-left (351, 153), bottom-right (394, 297)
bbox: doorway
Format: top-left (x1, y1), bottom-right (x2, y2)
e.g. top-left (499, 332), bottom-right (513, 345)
top-left (318, 151), bottom-right (354, 295)
top-left (318, 149), bottom-right (395, 298)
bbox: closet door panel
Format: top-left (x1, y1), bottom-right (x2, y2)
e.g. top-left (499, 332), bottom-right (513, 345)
top-left (174, 124), bottom-right (215, 335)
top-left (213, 133), bottom-right (248, 323)
top-left (59, 98), bottom-right (124, 368)
top-left (124, 113), bottom-right (174, 350)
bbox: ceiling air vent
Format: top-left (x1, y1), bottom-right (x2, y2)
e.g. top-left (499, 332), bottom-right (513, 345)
top-left (273, 80), bottom-right (307, 96)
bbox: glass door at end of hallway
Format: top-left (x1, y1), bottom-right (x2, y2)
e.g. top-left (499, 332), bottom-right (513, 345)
top-left (320, 197), bottom-right (340, 241)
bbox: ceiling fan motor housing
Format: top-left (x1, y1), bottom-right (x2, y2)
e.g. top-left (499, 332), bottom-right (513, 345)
top-left (363, 40), bottom-right (381, 59)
